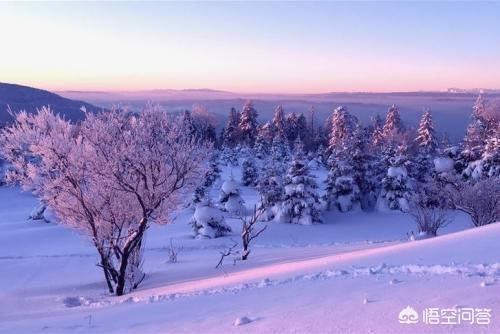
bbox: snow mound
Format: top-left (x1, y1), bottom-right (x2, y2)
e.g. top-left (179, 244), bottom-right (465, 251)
top-left (434, 157), bottom-right (454, 173)
top-left (221, 179), bottom-right (238, 194)
top-left (233, 316), bottom-right (252, 326)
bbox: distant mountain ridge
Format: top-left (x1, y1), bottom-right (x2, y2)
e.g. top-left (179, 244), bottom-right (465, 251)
top-left (0, 82), bottom-right (102, 125)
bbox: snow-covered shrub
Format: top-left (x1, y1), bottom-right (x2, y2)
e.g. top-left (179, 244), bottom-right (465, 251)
top-left (219, 178), bottom-right (245, 215)
top-left (377, 156), bottom-right (413, 212)
top-left (190, 200), bottom-right (231, 239)
top-left (409, 185), bottom-right (450, 237)
top-left (451, 178), bottom-right (500, 227)
top-left (241, 156), bottom-right (258, 186)
top-left (280, 140), bottom-right (322, 225)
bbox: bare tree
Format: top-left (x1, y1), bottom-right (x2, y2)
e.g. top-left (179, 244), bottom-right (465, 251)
top-left (240, 206), bottom-right (267, 260)
top-left (215, 240), bottom-right (238, 269)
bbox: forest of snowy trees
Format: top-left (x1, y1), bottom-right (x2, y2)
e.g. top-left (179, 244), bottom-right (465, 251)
top-left (0, 96), bottom-right (498, 295)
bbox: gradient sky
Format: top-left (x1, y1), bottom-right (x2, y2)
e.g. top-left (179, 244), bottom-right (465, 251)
top-left (1, 1), bottom-right (499, 93)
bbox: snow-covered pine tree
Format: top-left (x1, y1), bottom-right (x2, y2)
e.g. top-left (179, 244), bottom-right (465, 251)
top-left (378, 153), bottom-right (413, 212)
top-left (270, 133), bottom-right (291, 167)
top-left (326, 106), bottom-right (357, 159)
top-left (242, 155), bottom-right (258, 186)
top-left (257, 158), bottom-right (284, 221)
top-left (455, 95), bottom-right (500, 181)
top-left (370, 114), bottom-right (385, 150)
top-left (382, 104), bottom-right (404, 145)
top-left (254, 126), bottom-right (271, 159)
top-left (238, 101), bottom-right (259, 147)
top-left (324, 155), bottom-right (359, 212)
top-left (413, 109), bottom-right (439, 182)
top-left (191, 198), bottom-right (231, 239)
top-left (296, 113), bottom-right (309, 148)
top-left (463, 95), bottom-right (488, 157)
top-left (222, 107), bottom-right (240, 148)
top-left (272, 105), bottom-right (287, 139)
top-left (280, 138), bottom-right (322, 224)
top-left (181, 110), bottom-right (197, 139)
top-left (481, 124), bottom-right (500, 178)
top-left (285, 112), bottom-right (299, 145)
top-left (219, 178), bottom-right (245, 215)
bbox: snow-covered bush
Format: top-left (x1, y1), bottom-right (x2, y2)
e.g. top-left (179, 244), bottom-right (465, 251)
top-left (219, 178), bottom-right (245, 215)
top-left (409, 185), bottom-right (450, 237)
top-left (190, 199), bottom-right (231, 239)
top-left (451, 178), bottom-right (500, 227)
top-left (280, 140), bottom-right (322, 225)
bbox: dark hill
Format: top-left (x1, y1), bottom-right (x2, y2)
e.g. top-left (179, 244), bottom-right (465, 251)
top-left (0, 82), bottom-right (102, 125)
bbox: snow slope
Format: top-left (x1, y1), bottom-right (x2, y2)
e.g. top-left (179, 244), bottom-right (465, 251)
top-left (0, 168), bottom-right (497, 333)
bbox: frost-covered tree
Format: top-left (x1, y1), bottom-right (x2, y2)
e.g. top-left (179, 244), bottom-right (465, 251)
top-left (280, 139), bottom-right (322, 224)
top-left (242, 155), bottom-right (258, 186)
top-left (285, 112), bottom-right (299, 144)
top-left (219, 178), bottom-right (245, 215)
top-left (238, 101), bottom-right (259, 147)
top-left (190, 199), bottom-right (231, 239)
top-left (222, 107), bottom-right (240, 147)
top-left (0, 106), bottom-right (209, 296)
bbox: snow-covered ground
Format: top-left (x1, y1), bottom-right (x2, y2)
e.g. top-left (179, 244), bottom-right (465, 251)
top-left (0, 165), bottom-right (498, 333)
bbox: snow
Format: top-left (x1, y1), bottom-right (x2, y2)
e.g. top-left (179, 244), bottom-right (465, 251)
top-left (0, 163), bottom-right (498, 333)
top-left (221, 179), bottom-right (238, 194)
top-left (433, 157), bottom-right (454, 173)
top-left (387, 166), bottom-right (407, 178)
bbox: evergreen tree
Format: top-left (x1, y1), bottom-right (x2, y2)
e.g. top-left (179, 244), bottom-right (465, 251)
top-left (413, 109), bottom-right (438, 182)
top-left (326, 106), bottom-right (357, 159)
top-left (254, 125), bottom-right (271, 159)
top-left (257, 158), bottom-right (284, 221)
top-left (219, 178), bottom-right (245, 215)
top-left (222, 107), bottom-right (240, 147)
top-left (238, 101), bottom-right (259, 147)
top-left (463, 95), bottom-right (488, 159)
top-left (415, 109), bottom-right (438, 154)
top-left (272, 105), bottom-right (287, 139)
top-left (280, 138), bottom-right (322, 224)
top-left (382, 104), bottom-right (404, 145)
top-left (242, 156), bottom-right (258, 186)
top-left (378, 154), bottom-right (413, 212)
top-left (370, 113), bottom-right (385, 150)
top-left (191, 198), bottom-right (231, 239)
top-left (181, 110), bottom-right (197, 139)
top-left (285, 112), bottom-right (299, 144)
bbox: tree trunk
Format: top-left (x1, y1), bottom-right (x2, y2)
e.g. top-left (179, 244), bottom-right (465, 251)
top-left (115, 217), bottom-right (148, 296)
